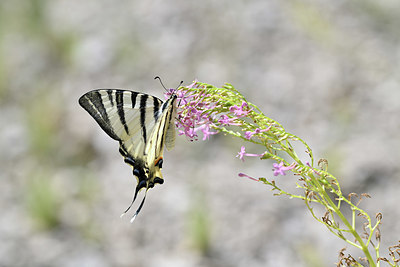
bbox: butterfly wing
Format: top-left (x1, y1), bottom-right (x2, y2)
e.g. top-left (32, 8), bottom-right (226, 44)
top-left (79, 89), bottom-right (177, 220)
top-left (79, 89), bottom-right (161, 150)
top-left (164, 100), bottom-right (177, 151)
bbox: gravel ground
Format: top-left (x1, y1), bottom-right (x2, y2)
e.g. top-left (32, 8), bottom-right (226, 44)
top-left (1, 0), bottom-right (400, 266)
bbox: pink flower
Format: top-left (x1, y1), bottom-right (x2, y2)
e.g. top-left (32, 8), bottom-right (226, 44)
top-left (238, 172), bottom-right (259, 182)
top-left (237, 146), bottom-right (247, 161)
top-left (199, 123), bottom-right (218, 140)
top-left (244, 127), bottom-right (271, 140)
top-left (244, 131), bottom-right (253, 139)
top-left (236, 146), bottom-right (264, 161)
top-left (178, 127), bottom-right (197, 140)
top-left (306, 162), bottom-right (321, 175)
top-left (273, 162), bottom-right (296, 176)
top-left (218, 115), bottom-right (240, 126)
top-left (229, 102), bottom-right (252, 117)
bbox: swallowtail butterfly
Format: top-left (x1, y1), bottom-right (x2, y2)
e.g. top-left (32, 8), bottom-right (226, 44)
top-left (79, 83), bottom-right (177, 222)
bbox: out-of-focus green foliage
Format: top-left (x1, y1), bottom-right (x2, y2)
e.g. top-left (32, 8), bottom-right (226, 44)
top-left (25, 171), bottom-right (62, 230)
top-left (25, 90), bottom-right (61, 161)
top-left (186, 187), bottom-right (212, 256)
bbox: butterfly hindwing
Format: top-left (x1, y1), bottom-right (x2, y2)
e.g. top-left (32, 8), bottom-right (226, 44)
top-left (164, 98), bottom-right (177, 151)
top-left (79, 89), bottom-right (177, 220)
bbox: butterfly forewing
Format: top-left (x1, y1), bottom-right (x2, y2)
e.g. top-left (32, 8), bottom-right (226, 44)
top-left (79, 90), bottom-right (165, 156)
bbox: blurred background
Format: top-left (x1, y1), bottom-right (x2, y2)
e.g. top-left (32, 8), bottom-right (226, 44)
top-left (1, 0), bottom-right (399, 266)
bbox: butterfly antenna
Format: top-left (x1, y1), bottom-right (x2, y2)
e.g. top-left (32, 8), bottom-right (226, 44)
top-left (154, 76), bottom-right (168, 91)
top-left (175, 80), bottom-right (183, 90)
top-left (175, 80), bottom-right (184, 107)
top-left (155, 76), bottom-right (184, 92)
top-left (130, 190), bottom-right (148, 223)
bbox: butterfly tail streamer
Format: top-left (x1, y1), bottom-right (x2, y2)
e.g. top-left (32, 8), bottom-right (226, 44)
top-left (130, 190), bottom-right (148, 223)
top-left (120, 181), bottom-right (145, 218)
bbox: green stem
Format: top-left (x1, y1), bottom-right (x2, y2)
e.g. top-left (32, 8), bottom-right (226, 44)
top-left (316, 180), bottom-right (376, 266)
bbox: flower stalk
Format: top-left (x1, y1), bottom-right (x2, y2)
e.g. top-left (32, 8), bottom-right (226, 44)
top-left (168, 81), bottom-right (396, 267)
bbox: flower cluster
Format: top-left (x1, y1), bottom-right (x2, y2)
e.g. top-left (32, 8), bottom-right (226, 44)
top-left (165, 83), bottom-right (218, 141)
top-left (165, 81), bottom-right (254, 142)
top-left (166, 81), bottom-right (294, 179)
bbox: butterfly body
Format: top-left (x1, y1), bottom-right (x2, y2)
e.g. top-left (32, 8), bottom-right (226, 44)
top-left (79, 89), bottom-right (177, 220)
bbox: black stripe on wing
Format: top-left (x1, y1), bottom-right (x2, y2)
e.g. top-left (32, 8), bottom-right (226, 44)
top-left (107, 90), bottom-right (114, 106)
top-left (131, 92), bottom-right (137, 109)
top-left (116, 91), bottom-right (130, 135)
top-left (79, 91), bottom-right (121, 141)
top-left (140, 94), bottom-right (149, 144)
top-left (153, 97), bottom-right (160, 121)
